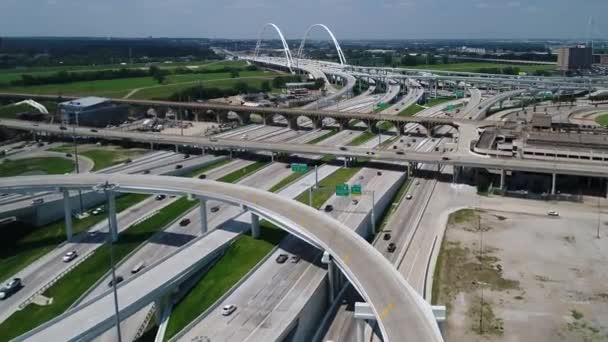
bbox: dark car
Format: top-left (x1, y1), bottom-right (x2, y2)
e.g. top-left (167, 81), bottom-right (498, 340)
top-left (210, 206), bottom-right (220, 213)
top-left (65, 153), bottom-right (72, 157)
top-left (184, 154), bottom-right (190, 159)
top-left (142, 170), bottom-right (150, 174)
top-left (324, 204), bottom-right (334, 212)
top-left (198, 174), bottom-right (207, 179)
top-left (179, 218), bottom-right (191, 227)
top-left (155, 194), bottom-right (166, 200)
top-left (441, 156), bottom-right (450, 161)
top-left (0, 278), bottom-right (22, 300)
top-left (59, 126), bottom-right (67, 130)
top-left (339, 147), bottom-right (347, 151)
top-left (291, 255), bottom-right (301, 263)
top-left (396, 151), bottom-right (404, 155)
top-left (175, 164), bottom-right (183, 169)
top-left (125, 158), bottom-right (132, 164)
top-left (90, 129), bottom-right (98, 133)
top-left (377, 171), bottom-right (382, 176)
top-left (108, 276), bottom-right (124, 288)
top-left (393, 145), bottom-right (397, 149)
top-left (383, 233), bottom-right (391, 241)
top-left (276, 254), bottom-right (289, 264)
top-left (387, 243), bottom-right (396, 253)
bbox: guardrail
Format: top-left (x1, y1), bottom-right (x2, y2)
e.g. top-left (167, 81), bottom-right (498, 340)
top-left (18, 249), bottom-right (96, 310)
top-left (133, 303), bottom-right (157, 341)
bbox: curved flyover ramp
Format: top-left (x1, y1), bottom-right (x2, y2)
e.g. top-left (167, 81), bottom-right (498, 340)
top-left (0, 175), bottom-right (443, 342)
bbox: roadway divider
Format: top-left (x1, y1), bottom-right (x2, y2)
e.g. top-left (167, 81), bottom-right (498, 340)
top-left (17, 249), bottom-right (96, 310)
top-left (133, 303), bottom-right (157, 341)
top-left (166, 242), bottom-right (282, 342)
top-left (310, 283), bottom-right (350, 342)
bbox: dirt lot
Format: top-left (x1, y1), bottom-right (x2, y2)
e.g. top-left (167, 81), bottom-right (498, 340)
top-left (433, 208), bottom-right (608, 341)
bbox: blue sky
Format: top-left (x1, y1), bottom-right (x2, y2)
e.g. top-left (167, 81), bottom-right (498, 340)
top-left (0, 0), bottom-right (606, 39)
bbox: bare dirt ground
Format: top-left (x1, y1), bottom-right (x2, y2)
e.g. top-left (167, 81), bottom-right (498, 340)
top-left (433, 208), bottom-right (608, 342)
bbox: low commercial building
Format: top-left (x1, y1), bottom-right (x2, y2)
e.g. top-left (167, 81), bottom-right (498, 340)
top-left (59, 97), bottom-right (129, 127)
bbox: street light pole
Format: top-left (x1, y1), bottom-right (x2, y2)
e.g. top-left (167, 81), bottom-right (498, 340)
top-left (72, 113), bottom-right (84, 215)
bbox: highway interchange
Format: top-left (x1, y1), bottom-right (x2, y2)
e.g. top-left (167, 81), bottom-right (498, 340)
top-left (0, 49), bottom-right (607, 342)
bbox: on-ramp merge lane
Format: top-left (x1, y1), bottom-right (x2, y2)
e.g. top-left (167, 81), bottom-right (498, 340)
top-left (0, 174), bottom-right (443, 342)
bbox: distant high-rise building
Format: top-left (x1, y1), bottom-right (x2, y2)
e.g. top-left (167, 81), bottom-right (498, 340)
top-left (556, 46), bottom-right (593, 72)
top-left (593, 54), bottom-right (608, 65)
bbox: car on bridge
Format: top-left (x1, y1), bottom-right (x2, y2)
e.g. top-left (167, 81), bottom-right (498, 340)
top-left (387, 243), bottom-right (396, 253)
top-left (276, 254), bottom-right (289, 264)
top-left (0, 278), bottom-right (22, 300)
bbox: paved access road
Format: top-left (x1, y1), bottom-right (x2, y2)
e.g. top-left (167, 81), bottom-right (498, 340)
top-left (0, 174), bottom-right (442, 342)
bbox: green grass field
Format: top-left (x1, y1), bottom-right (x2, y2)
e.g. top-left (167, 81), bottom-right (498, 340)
top-left (163, 223), bottom-right (285, 341)
top-left (295, 167), bottom-right (361, 209)
top-left (0, 193), bottom-right (147, 292)
top-left (405, 62), bottom-right (555, 74)
top-left (0, 60), bottom-right (246, 85)
top-left (0, 195), bottom-right (195, 341)
top-left (0, 157), bottom-right (73, 177)
top-left (425, 97), bottom-right (455, 107)
top-left (347, 131), bottom-right (375, 146)
top-left (269, 170), bottom-right (307, 193)
top-left (51, 144), bottom-right (147, 171)
top-left (594, 113), bottom-right (608, 127)
top-left (182, 158), bottom-right (232, 178)
top-left (399, 104), bottom-right (425, 116)
top-left (217, 161), bottom-right (269, 183)
top-left (1, 69), bottom-right (276, 99)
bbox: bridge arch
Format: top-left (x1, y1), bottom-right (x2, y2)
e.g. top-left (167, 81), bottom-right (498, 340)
top-left (254, 23), bottom-right (294, 73)
top-left (297, 24), bottom-right (347, 65)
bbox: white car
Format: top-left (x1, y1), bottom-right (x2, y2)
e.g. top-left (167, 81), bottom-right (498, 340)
top-left (405, 194), bottom-right (413, 200)
top-left (222, 304), bottom-right (237, 316)
top-left (63, 251), bottom-right (78, 262)
top-left (547, 211), bottom-right (559, 217)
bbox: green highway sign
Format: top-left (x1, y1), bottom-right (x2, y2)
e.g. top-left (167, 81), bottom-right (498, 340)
top-left (291, 163), bottom-right (309, 173)
top-left (446, 105), bottom-right (455, 111)
top-left (336, 183), bottom-right (350, 197)
top-left (376, 102), bottom-right (389, 109)
top-left (455, 90), bottom-right (464, 98)
top-left (351, 184), bottom-right (362, 196)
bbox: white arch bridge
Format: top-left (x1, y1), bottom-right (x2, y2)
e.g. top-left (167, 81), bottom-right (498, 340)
top-left (253, 22), bottom-right (348, 73)
top-left (0, 174), bottom-right (443, 342)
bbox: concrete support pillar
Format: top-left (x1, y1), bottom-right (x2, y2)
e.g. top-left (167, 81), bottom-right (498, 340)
top-left (551, 173), bottom-right (557, 195)
top-left (149, 142), bottom-right (154, 151)
top-left (195, 112), bottom-right (200, 122)
top-left (338, 119), bottom-right (348, 131)
top-left (175, 144), bottom-right (179, 153)
top-left (322, 251), bottom-right (336, 303)
top-left (216, 112), bottom-right (221, 124)
top-left (62, 189), bottom-right (73, 242)
top-left (343, 157), bottom-right (348, 168)
top-left (108, 190), bottom-right (118, 242)
top-left (356, 318), bottom-right (365, 342)
top-left (287, 118), bottom-right (298, 131)
top-left (262, 114), bottom-right (269, 126)
top-left (251, 212), bottom-right (260, 239)
top-left (312, 119), bottom-right (323, 129)
top-left (500, 169), bottom-right (505, 190)
top-left (199, 198), bottom-right (208, 235)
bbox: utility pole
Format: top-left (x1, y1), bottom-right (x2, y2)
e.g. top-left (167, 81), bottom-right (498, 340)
top-left (72, 113), bottom-right (84, 215)
top-left (597, 194), bottom-right (601, 239)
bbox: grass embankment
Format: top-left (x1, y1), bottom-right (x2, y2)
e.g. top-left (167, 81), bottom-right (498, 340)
top-left (163, 223), bottom-right (285, 341)
top-left (51, 144), bottom-right (147, 171)
top-left (295, 167), bottom-right (361, 208)
top-left (0, 193), bottom-right (147, 283)
top-left (594, 113), bottom-right (608, 127)
top-left (0, 102), bottom-right (57, 119)
top-left (0, 196), bottom-right (195, 341)
top-left (425, 97), bottom-right (455, 108)
top-left (217, 161), bottom-right (269, 183)
top-left (347, 131), bottom-right (375, 146)
top-left (399, 104), bottom-right (425, 116)
top-left (306, 130), bottom-right (338, 145)
top-left (182, 158), bottom-right (232, 178)
top-left (269, 170), bottom-right (307, 193)
top-left (0, 157), bottom-right (73, 177)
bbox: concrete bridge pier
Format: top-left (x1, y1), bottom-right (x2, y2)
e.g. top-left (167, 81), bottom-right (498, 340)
top-left (551, 173), bottom-right (557, 195)
top-left (287, 117), bottom-right (298, 131)
top-left (62, 189), bottom-right (73, 242)
top-left (322, 251), bottom-right (337, 303)
top-left (198, 197), bottom-right (208, 234)
top-left (251, 212), bottom-right (260, 239)
top-left (336, 119), bottom-right (349, 131)
top-left (312, 118), bottom-right (323, 129)
top-left (500, 169), bottom-right (506, 190)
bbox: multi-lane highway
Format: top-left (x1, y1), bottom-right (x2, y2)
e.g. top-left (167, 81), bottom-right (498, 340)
top-left (0, 174), bottom-right (443, 342)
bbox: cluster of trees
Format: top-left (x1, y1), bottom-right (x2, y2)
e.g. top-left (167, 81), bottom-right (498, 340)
top-left (167, 82), bottom-right (263, 101)
top-left (590, 93), bottom-right (608, 102)
top-left (476, 66), bottom-right (550, 76)
top-left (11, 68), bottom-right (151, 86)
top-left (0, 37), bottom-right (220, 69)
top-left (8, 63), bottom-right (260, 87)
